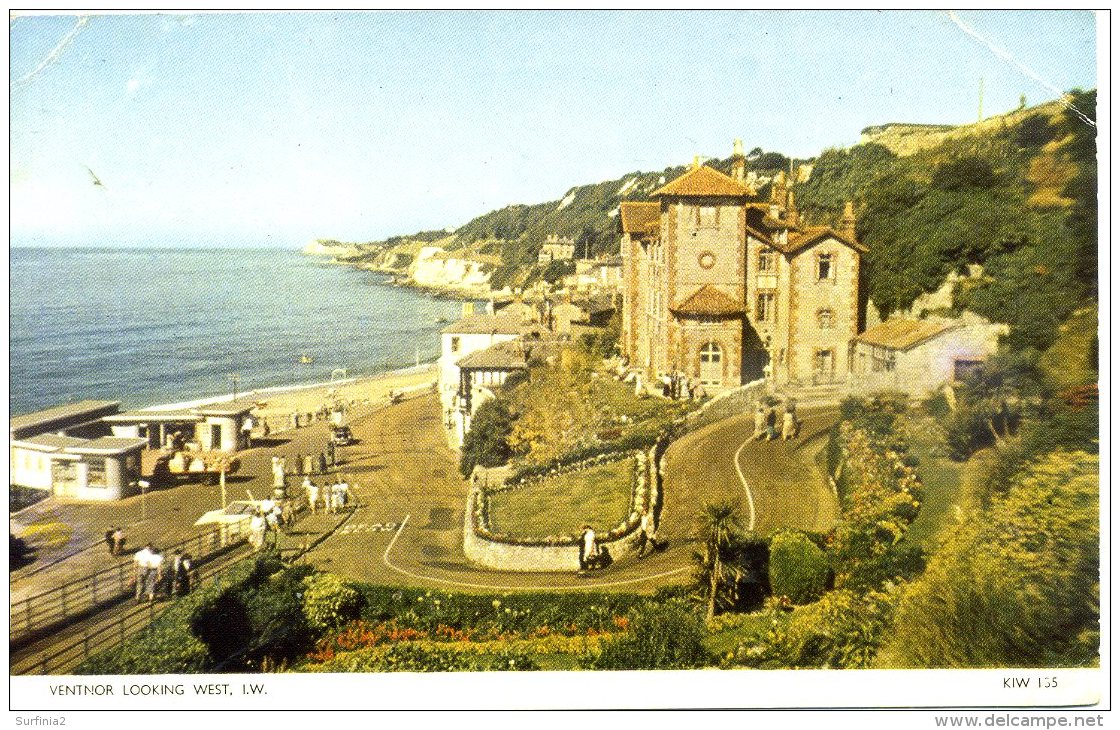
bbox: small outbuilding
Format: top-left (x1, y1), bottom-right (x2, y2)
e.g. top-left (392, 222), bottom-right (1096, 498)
top-left (850, 312), bottom-right (1008, 395)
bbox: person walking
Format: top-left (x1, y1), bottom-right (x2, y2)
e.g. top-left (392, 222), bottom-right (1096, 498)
top-left (782, 409), bottom-right (796, 441)
top-left (317, 452), bottom-right (327, 474)
top-left (112, 526), bottom-right (126, 556)
top-left (249, 512), bottom-right (267, 552)
top-left (579, 525), bottom-right (598, 571)
top-left (105, 527), bottom-right (116, 556)
top-left (765, 408), bottom-right (778, 441)
top-left (753, 405), bottom-right (766, 441)
top-left (326, 439), bottom-right (336, 467)
top-left (133, 544), bottom-right (154, 603)
top-left (305, 453), bottom-right (316, 476)
top-left (147, 549), bottom-right (165, 603)
top-left (637, 512), bottom-right (662, 558)
top-left (173, 552), bottom-right (193, 597)
top-left (305, 477), bottom-right (319, 515)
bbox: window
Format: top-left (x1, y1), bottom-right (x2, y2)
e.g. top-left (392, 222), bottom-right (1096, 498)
top-left (699, 342), bottom-right (723, 387)
top-left (451, 337), bottom-right (461, 353)
top-left (817, 308), bottom-right (835, 329)
top-left (871, 346), bottom-right (896, 373)
top-left (757, 292), bottom-right (776, 322)
top-left (758, 250), bottom-right (776, 273)
top-left (817, 253), bottom-right (834, 281)
top-left (86, 457), bottom-right (107, 487)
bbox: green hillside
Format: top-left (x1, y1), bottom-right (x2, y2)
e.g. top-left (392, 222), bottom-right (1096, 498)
top-left (341, 91), bottom-right (1096, 354)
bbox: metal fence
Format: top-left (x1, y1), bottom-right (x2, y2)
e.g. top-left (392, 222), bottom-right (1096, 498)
top-left (10, 549), bottom-right (253, 675)
top-left (9, 520), bottom-right (250, 647)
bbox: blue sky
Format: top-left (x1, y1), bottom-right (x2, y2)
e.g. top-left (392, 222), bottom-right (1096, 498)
top-left (9, 10), bottom-right (1098, 248)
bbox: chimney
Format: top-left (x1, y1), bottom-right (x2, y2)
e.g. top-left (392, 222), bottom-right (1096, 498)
top-left (840, 201), bottom-right (857, 239)
top-left (786, 191), bottom-right (798, 227)
top-left (693, 155), bottom-right (702, 169)
top-left (730, 139), bottom-right (746, 183)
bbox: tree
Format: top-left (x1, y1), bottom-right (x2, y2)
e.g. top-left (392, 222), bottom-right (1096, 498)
top-left (880, 451), bottom-right (1099, 668)
top-left (693, 501), bottom-right (745, 622)
top-left (459, 398), bottom-right (515, 478)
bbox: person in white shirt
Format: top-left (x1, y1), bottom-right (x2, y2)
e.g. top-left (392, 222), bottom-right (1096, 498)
top-left (303, 477), bottom-right (318, 515)
top-left (133, 544), bottom-right (153, 602)
top-left (249, 513), bottom-right (267, 552)
top-left (579, 525), bottom-right (597, 571)
top-left (146, 549), bottom-right (164, 602)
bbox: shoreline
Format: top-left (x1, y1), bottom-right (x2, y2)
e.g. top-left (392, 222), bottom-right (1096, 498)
top-left (142, 362), bottom-right (438, 425)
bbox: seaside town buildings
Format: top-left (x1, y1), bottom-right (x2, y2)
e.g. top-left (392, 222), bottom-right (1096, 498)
top-left (620, 142), bottom-right (866, 392)
top-left (538, 235), bottom-right (576, 264)
top-left (10, 399), bottom-right (256, 501)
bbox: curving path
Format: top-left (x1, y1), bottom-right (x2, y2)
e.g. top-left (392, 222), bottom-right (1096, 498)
top-left (303, 394), bottom-right (838, 592)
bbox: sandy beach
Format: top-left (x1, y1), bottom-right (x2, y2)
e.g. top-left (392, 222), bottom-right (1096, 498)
top-left (142, 363), bottom-right (438, 432)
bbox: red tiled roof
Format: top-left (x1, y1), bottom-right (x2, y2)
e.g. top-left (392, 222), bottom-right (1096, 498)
top-left (670, 285), bottom-right (744, 316)
top-left (652, 165), bottom-right (752, 198)
top-left (619, 202), bottom-right (660, 235)
top-left (855, 318), bottom-right (957, 351)
top-left (784, 226), bottom-right (868, 254)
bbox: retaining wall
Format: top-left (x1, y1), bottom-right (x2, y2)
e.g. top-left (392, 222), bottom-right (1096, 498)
top-left (462, 452), bottom-right (652, 573)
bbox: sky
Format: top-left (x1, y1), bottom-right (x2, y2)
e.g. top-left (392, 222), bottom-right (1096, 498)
top-left (9, 10), bottom-right (1099, 248)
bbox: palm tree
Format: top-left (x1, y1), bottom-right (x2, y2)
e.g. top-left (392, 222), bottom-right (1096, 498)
top-left (694, 501), bottom-right (744, 622)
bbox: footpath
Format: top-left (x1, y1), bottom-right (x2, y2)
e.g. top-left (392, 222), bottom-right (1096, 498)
top-left (9, 399), bottom-right (384, 607)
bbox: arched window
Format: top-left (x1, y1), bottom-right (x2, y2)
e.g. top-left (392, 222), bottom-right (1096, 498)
top-left (699, 342), bottom-right (723, 387)
top-left (817, 308), bottom-right (835, 329)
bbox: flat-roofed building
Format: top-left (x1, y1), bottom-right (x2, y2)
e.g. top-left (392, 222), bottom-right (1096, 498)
top-left (9, 401), bottom-right (146, 500)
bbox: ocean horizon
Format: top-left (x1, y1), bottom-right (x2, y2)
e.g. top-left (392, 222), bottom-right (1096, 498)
top-left (9, 247), bottom-right (467, 416)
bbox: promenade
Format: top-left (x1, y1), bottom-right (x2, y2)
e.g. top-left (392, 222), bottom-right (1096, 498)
top-left (11, 393), bottom-right (840, 621)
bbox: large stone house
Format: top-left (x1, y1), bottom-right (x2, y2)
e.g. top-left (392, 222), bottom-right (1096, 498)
top-left (620, 144), bottom-right (866, 391)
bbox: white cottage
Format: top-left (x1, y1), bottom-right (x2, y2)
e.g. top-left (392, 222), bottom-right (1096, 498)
top-left (850, 312), bottom-right (1008, 395)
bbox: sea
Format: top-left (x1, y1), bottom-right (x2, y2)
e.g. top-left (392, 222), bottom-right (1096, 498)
top-left (9, 247), bottom-right (467, 416)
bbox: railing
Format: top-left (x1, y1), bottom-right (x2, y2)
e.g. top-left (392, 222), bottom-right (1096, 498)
top-left (10, 548), bottom-right (253, 675)
top-left (9, 520), bottom-right (251, 648)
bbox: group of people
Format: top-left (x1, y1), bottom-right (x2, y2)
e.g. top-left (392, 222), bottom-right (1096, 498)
top-left (248, 497), bottom-right (291, 552)
top-left (658, 371), bottom-right (706, 401)
top-left (133, 544), bottom-right (193, 603)
top-left (104, 526), bottom-right (127, 556)
top-left (303, 476), bottom-right (350, 515)
top-left (753, 400), bottom-right (800, 442)
top-left (578, 510), bottom-right (664, 573)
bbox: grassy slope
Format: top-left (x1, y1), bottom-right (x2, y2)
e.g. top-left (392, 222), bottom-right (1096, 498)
top-left (487, 457), bottom-right (635, 538)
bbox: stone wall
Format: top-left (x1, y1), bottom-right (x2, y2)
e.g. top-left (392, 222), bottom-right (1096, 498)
top-left (462, 451), bottom-right (652, 573)
top-left (683, 379), bottom-right (769, 431)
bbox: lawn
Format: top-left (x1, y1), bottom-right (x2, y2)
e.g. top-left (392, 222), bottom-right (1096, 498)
top-left (487, 457), bottom-right (636, 539)
top-left (904, 414), bottom-right (965, 548)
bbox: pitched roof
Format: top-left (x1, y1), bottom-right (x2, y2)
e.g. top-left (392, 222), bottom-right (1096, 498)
top-left (652, 165), bottom-right (752, 198)
top-left (10, 400), bottom-right (122, 436)
top-left (441, 311), bottom-right (526, 336)
top-left (855, 318), bottom-right (957, 351)
top-left (619, 202), bottom-right (660, 235)
top-left (670, 285), bottom-right (745, 316)
top-left (456, 340), bottom-right (532, 371)
top-left (784, 226), bottom-right (868, 254)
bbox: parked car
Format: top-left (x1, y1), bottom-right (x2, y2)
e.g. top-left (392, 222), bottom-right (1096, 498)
top-left (194, 500), bottom-right (266, 528)
top-left (331, 425), bottom-right (356, 446)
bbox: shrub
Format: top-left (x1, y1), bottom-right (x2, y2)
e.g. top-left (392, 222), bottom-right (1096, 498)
top-left (881, 451), bottom-right (1099, 668)
top-left (759, 588), bottom-right (897, 669)
top-left (768, 530), bottom-right (830, 605)
top-left (75, 557), bottom-right (274, 674)
top-left (302, 574), bottom-right (363, 634)
top-left (586, 602), bottom-right (710, 670)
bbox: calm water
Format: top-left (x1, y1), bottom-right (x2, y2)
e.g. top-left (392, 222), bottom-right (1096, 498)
top-left (9, 248), bottom-right (465, 415)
